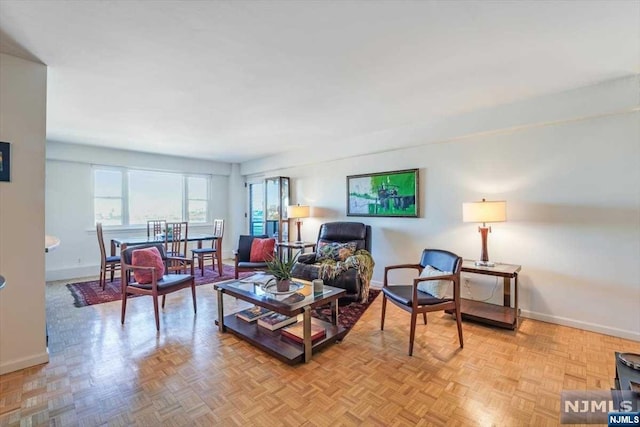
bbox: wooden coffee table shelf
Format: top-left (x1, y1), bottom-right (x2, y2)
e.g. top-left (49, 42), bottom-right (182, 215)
top-left (218, 316), bottom-right (345, 365)
top-left (214, 277), bottom-right (347, 364)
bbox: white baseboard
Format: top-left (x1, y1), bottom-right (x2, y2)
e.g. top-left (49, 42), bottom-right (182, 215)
top-left (0, 350), bottom-right (49, 375)
top-left (521, 310), bottom-right (640, 342)
top-left (46, 265), bottom-right (99, 282)
top-left (370, 280), bottom-right (639, 342)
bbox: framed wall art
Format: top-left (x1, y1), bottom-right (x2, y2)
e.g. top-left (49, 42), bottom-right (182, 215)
top-left (346, 168), bottom-right (419, 217)
top-left (0, 142), bottom-right (10, 182)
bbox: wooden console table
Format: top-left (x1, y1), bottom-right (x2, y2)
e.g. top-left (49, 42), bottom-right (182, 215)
top-left (458, 260), bottom-right (522, 330)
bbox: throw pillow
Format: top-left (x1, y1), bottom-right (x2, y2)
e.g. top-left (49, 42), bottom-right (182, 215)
top-left (250, 238), bottom-right (276, 262)
top-left (315, 241), bottom-right (357, 262)
top-left (417, 265), bottom-right (453, 299)
top-left (131, 247), bottom-right (165, 284)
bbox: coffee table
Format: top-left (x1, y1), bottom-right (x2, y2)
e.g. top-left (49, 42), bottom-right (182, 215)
top-left (214, 277), bottom-right (347, 364)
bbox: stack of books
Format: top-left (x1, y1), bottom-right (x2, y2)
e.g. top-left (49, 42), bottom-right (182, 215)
top-left (235, 306), bottom-right (272, 322)
top-left (257, 312), bottom-right (298, 330)
top-left (281, 322), bottom-right (326, 344)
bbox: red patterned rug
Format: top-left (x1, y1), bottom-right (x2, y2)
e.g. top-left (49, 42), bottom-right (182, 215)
top-left (66, 264), bottom-right (253, 307)
top-left (312, 289), bottom-right (380, 331)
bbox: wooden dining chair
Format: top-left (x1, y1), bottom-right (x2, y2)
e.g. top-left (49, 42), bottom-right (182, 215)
top-left (96, 222), bottom-right (121, 289)
top-left (191, 219), bottom-right (224, 276)
top-left (165, 221), bottom-right (188, 273)
top-left (147, 219), bottom-right (166, 240)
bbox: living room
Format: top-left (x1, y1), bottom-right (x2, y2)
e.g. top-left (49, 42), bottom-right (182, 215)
top-left (1, 1), bottom-right (639, 425)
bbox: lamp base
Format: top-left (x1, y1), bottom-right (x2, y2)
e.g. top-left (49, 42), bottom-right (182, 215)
top-left (474, 260), bottom-right (495, 267)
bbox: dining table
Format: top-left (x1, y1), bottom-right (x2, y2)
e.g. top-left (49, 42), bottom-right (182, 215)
top-left (110, 234), bottom-right (222, 274)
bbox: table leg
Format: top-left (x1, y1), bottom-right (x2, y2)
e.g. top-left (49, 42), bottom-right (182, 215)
top-left (303, 306), bottom-right (312, 363)
top-left (503, 277), bottom-right (511, 307)
top-left (514, 274), bottom-right (519, 328)
top-left (216, 289), bottom-right (226, 332)
top-left (331, 298), bottom-right (339, 325)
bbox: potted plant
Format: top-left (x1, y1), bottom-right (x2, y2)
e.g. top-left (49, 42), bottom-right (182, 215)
top-left (265, 254), bottom-right (298, 292)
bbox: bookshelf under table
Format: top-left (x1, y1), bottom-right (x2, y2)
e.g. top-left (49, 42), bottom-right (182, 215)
top-left (213, 278), bottom-right (347, 365)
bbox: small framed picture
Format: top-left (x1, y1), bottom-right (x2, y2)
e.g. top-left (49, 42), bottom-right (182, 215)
top-left (0, 142), bottom-right (10, 182)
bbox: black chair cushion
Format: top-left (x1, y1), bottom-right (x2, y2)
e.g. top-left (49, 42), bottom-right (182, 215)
top-left (191, 247), bottom-right (217, 255)
top-left (237, 261), bottom-right (268, 269)
top-left (106, 255), bottom-right (121, 263)
top-left (382, 285), bottom-right (452, 306)
top-left (129, 274), bottom-right (192, 290)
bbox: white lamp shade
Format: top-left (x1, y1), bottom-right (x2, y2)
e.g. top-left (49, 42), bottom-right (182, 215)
top-left (462, 200), bottom-right (506, 223)
top-left (287, 205), bottom-right (310, 219)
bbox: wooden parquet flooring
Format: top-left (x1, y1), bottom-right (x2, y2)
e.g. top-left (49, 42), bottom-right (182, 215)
top-left (1, 276), bottom-right (638, 426)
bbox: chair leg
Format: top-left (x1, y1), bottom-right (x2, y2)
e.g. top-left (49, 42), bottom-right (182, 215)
top-left (409, 311), bottom-right (418, 356)
top-left (161, 294), bottom-right (166, 309)
top-left (100, 266), bottom-right (105, 290)
top-left (153, 296), bottom-right (160, 331)
top-left (423, 312), bottom-right (427, 325)
top-left (380, 294), bottom-right (387, 330)
top-left (121, 292), bottom-right (128, 324)
top-left (200, 255), bottom-right (204, 276)
top-left (217, 252), bottom-right (223, 275)
top-left (110, 264), bottom-right (115, 282)
top-left (191, 283), bottom-right (197, 313)
top-left (455, 309), bottom-right (464, 348)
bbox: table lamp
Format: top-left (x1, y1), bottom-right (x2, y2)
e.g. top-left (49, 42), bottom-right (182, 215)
top-left (462, 198), bottom-right (506, 267)
top-left (287, 204), bottom-right (310, 243)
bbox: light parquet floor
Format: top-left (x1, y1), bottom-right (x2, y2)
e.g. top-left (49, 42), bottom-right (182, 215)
top-left (0, 275), bottom-right (638, 426)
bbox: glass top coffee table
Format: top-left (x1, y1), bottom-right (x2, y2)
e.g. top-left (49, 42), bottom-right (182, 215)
top-left (214, 275), bottom-right (347, 364)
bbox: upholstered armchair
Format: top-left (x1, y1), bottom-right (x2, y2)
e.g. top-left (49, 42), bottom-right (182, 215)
top-left (291, 222), bottom-right (373, 303)
top-left (233, 234), bottom-right (271, 279)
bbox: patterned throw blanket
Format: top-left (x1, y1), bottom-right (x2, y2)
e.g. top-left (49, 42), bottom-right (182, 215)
top-left (317, 249), bottom-right (375, 303)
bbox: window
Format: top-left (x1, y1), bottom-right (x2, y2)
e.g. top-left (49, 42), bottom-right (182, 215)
top-left (187, 176), bottom-right (208, 223)
top-left (94, 167), bottom-right (210, 226)
top-left (94, 169), bottom-right (123, 225)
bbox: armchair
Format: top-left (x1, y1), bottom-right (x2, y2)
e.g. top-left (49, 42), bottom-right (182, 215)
top-left (120, 243), bottom-right (196, 331)
top-left (233, 234), bottom-right (271, 279)
top-left (381, 249), bottom-right (463, 356)
top-left (291, 222), bottom-right (373, 303)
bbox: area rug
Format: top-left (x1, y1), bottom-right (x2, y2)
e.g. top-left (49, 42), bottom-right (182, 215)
top-left (67, 264), bottom-right (253, 307)
top-left (312, 289), bottom-right (380, 331)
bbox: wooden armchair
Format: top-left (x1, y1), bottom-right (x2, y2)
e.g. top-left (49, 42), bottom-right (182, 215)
top-left (120, 243), bottom-right (196, 331)
top-left (381, 249), bottom-right (463, 356)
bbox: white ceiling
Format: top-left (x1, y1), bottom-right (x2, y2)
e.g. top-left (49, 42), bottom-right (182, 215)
top-left (0, 0), bottom-right (638, 164)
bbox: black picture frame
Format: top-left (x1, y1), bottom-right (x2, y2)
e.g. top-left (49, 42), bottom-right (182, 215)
top-left (346, 168), bottom-right (419, 217)
top-left (0, 142), bottom-right (10, 182)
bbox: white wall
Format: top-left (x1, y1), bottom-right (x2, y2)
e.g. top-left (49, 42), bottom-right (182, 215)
top-left (45, 142), bottom-right (231, 280)
top-left (0, 53), bottom-right (49, 374)
top-left (241, 76), bottom-right (640, 341)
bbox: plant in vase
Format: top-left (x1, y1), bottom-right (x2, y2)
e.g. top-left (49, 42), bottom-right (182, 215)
top-left (265, 254), bottom-right (298, 292)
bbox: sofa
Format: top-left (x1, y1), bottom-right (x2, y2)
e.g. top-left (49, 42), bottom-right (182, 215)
top-left (291, 221), bottom-right (373, 303)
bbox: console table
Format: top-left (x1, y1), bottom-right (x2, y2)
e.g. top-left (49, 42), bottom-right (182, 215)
top-left (458, 260), bottom-right (522, 330)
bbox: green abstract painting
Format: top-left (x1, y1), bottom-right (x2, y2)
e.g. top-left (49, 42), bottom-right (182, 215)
top-left (347, 169), bottom-right (419, 217)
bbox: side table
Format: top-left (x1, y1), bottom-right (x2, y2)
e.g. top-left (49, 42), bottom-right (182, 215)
top-left (457, 260), bottom-right (522, 330)
top-left (276, 241), bottom-right (316, 261)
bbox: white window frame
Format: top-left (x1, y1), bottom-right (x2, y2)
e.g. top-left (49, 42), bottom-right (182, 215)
top-left (93, 165), bottom-right (211, 227)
